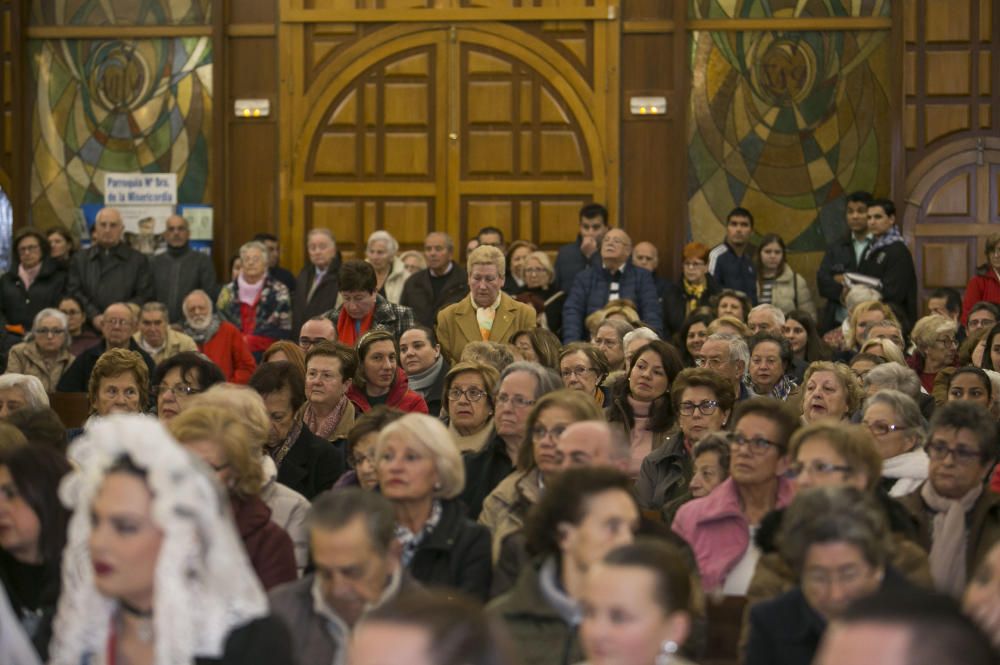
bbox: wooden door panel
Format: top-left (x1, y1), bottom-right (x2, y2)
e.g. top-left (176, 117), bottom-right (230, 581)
top-left (283, 13), bottom-right (616, 268)
top-left (920, 239), bottom-right (975, 289)
top-left (924, 168), bottom-right (974, 218)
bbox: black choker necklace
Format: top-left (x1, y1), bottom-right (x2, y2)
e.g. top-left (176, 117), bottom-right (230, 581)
top-left (119, 600), bottom-right (154, 619)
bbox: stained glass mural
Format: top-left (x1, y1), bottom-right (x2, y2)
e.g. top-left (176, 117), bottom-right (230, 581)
top-left (687, 2), bottom-right (892, 277)
top-left (31, 0), bottom-right (211, 25)
top-left (29, 37), bottom-right (212, 230)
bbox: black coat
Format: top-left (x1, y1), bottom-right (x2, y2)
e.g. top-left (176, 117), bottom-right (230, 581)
top-left (408, 499), bottom-right (492, 601)
top-left (292, 263), bottom-right (340, 336)
top-left (857, 241), bottom-right (918, 332)
top-left (744, 567), bottom-right (911, 665)
top-left (0, 549), bottom-right (60, 660)
top-left (151, 246), bottom-right (219, 322)
top-left (815, 236), bottom-right (862, 332)
top-left (67, 243), bottom-right (153, 320)
top-left (277, 425), bottom-right (345, 500)
top-left (662, 274), bottom-right (721, 337)
top-left (460, 431), bottom-right (515, 519)
top-left (0, 258), bottom-right (68, 330)
top-left (55, 338), bottom-right (156, 394)
top-left (553, 238), bottom-right (601, 292)
top-left (400, 265), bottom-right (469, 329)
top-left (195, 616), bottom-right (296, 665)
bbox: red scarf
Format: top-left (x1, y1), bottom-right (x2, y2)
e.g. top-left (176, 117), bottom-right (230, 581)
top-left (337, 307), bottom-right (375, 346)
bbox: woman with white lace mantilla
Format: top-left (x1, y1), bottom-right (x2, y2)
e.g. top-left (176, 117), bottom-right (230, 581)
top-left (47, 415), bottom-right (292, 665)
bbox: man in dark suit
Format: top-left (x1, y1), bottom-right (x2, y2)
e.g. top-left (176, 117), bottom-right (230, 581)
top-left (68, 207), bottom-right (153, 328)
top-left (400, 231), bottom-right (469, 328)
top-left (56, 302), bottom-right (156, 392)
top-left (293, 228), bottom-right (341, 336)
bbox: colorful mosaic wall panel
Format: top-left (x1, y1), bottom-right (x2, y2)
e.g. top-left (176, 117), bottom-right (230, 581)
top-left (31, 0), bottom-right (211, 25)
top-left (29, 37), bottom-right (212, 230)
top-left (687, 23), bottom-right (892, 262)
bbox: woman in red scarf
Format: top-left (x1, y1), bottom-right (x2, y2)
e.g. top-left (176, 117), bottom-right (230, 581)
top-left (348, 330), bottom-right (428, 414)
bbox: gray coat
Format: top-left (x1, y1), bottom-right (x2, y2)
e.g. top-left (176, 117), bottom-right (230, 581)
top-left (68, 243), bottom-right (153, 320)
top-left (152, 247), bottom-right (219, 322)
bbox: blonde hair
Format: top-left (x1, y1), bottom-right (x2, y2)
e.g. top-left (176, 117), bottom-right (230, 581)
top-left (467, 245), bottom-right (505, 277)
top-left (707, 316), bottom-right (752, 338)
top-left (911, 314), bottom-right (960, 351)
top-left (376, 413), bottom-right (465, 499)
top-left (859, 338), bottom-right (906, 365)
top-left (802, 361), bottom-right (865, 417)
top-left (585, 300), bottom-right (641, 336)
top-left (846, 302), bottom-right (898, 349)
top-left (196, 384), bottom-right (271, 447)
top-left (169, 406), bottom-right (264, 498)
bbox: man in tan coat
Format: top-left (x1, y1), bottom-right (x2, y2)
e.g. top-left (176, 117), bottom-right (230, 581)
top-left (133, 301), bottom-right (198, 365)
top-left (435, 245), bottom-right (536, 363)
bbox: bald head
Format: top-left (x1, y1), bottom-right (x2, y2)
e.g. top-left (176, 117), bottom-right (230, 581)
top-left (632, 241), bottom-right (659, 272)
top-left (93, 207), bottom-right (125, 248)
top-left (600, 228), bottom-right (632, 271)
top-left (556, 421), bottom-right (629, 473)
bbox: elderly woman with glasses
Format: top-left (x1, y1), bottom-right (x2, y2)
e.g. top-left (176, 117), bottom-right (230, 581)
top-left (861, 390), bottom-right (929, 497)
top-left (514, 251), bottom-right (565, 336)
top-left (908, 314), bottom-right (959, 394)
top-left (0, 229), bottom-right (67, 334)
top-left (898, 401), bottom-right (1000, 596)
top-left (638, 367), bottom-right (735, 514)
top-left (460, 361), bottom-right (562, 519)
top-left (479, 389), bottom-right (603, 562)
top-left (558, 342), bottom-right (610, 407)
top-left (441, 362), bottom-right (499, 453)
top-left (673, 399), bottom-right (799, 594)
top-left (152, 351), bottom-right (225, 422)
top-left (216, 240), bottom-right (292, 360)
top-left (6, 309), bottom-right (74, 393)
top-left (744, 423), bottom-right (931, 639)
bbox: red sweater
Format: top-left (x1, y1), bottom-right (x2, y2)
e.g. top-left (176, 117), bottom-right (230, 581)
top-left (347, 366), bottom-right (429, 414)
top-left (963, 268), bottom-right (1000, 324)
top-left (198, 320), bottom-right (257, 384)
top-left (231, 494), bottom-right (297, 591)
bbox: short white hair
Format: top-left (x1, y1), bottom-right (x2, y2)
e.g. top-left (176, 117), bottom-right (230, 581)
top-left (31, 308), bottom-right (71, 352)
top-left (375, 413), bottom-right (464, 499)
top-left (182, 290), bottom-right (214, 316)
top-left (308, 228), bottom-right (336, 244)
top-left (623, 327), bottom-right (659, 350)
top-left (705, 332), bottom-right (749, 369)
top-left (845, 286), bottom-right (882, 311)
top-left (749, 304), bottom-right (786, 327)
top-left (367, 230), bottom-right (399, 256)
top-left (239, 240), bottom-right (269, 263)
top-left (0, 374), bottom-right (49, 409)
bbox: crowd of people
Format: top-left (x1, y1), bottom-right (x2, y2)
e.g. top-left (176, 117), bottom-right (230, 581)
top-left (0, 196), bottom-right (998, 665)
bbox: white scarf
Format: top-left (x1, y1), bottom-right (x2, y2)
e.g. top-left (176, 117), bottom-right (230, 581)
top-left (920, 480), bottom-right (982, 597)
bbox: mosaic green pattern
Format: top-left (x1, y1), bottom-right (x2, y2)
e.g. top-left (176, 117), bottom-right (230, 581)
top-left (29, 37), bottom-right (212, 229)
top-left (31, 0), bottom-right (211, 25)
top-left (690, 0), bottom-right (890, 19)
top-left (687, 18), bottom-right (892, 256)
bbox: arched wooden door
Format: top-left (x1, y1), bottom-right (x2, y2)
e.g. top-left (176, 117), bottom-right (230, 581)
top-left (902, 137), bottom-right (1000, 311)
top-left (280, 18), bottom-right (618, 269)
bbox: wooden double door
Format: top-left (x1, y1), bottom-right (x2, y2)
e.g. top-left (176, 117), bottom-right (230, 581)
top-left (279, 8), bottom-right (619, 268)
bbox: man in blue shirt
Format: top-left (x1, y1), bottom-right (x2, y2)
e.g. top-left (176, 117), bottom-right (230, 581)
top-left (708, 207), bottom-right (757, 305)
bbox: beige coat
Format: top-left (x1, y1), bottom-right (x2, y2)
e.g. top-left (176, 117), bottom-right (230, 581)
top-left (436, 292), bottom-right (537, 363)
top-left (479, 467), bottom-right (543, 562)
top-left (382, 256), bottom-right (411, 304)
top-left (758, 264), bottom-right (817, 319)
top-left (6, 341), bottom-right (74, 393)
top-left (132, 327), bottom-right (198, 365)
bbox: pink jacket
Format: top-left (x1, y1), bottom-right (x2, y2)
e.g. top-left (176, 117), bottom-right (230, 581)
top-left (672, 476), bottom-right (796, 592)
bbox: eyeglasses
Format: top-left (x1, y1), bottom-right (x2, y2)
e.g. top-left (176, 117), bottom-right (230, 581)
top-left (786, 460), bottom-right (853, 479)
top-left (726, 431), bottom-right (780, 455)
top-left (924, 441), bottom-right (986, 466)
top-left (863, 421), bottom-right (908, 437)
top-left (104, 317), bottom-right (131, 328)
top-left (299, 336), bottom-right (328, 348)
top-left (34, 327), bottom-right (66, 337)
top-left (560, 366), bottom-right (596, 379)
top-left (448, 387), bottom-right (486, 402)
top-left (934, 336), bottom-right (958, 348)
top-left (17, 244), bottom-right (41, 254)
top-left (496, 393), bottom-right (535, 409)
top-left (678, 400), bottom-right (720, 416)
top-left (154, 383), bottom-right (200, 398)
top-left (695, 357), bottom-right (729, 370)
top-left (603, 237), bottom-right (628, 248)
top-left (352, 452), bottom-right (376, 468)
top-left (532, 425), bottom-right (567, 441)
